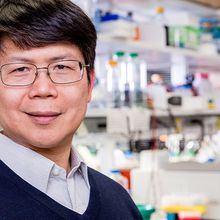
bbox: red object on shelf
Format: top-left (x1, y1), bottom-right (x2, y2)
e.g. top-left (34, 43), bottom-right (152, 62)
top-left (120, 169), bottom-right (131, 190)
top-left (178, 217), bottom-right (201, 220)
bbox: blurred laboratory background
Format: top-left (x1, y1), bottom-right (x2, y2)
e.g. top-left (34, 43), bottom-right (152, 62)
top-left (72, 0), bottom-right (220, 219)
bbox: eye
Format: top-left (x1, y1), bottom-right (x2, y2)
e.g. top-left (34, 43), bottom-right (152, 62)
top-left (52, 63), bottom-right (78, 73)
top-left (54, 64), bottom-right (72, 70)
top-left (56, 65), bottom-right (66, 70)
top-left (13, 66), bottom-right (30, 73)
top-left (7, 66), bottom-right (31, 75)
top-left (50, 61), bottom-right (79, 73)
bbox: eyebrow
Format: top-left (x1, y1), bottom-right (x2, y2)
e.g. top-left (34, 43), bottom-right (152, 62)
top-left (8, 57), bottom-right (30, 62)
top-left (8, 55), bottom-right (79, 63)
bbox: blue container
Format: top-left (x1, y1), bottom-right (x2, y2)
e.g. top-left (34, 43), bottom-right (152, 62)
top-left (167, 213), bottom-right (178, 220)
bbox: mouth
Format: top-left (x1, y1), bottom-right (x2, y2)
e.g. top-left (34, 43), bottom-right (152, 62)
top-left (26, 111), bottom-right (62, 125)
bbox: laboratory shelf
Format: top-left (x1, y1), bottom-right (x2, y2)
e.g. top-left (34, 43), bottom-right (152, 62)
top-left (86, 108), bottom-right (108, 118)
top-left (86, 107), bottom-right (220, 118)
top-left (153, 108), bottom-right (220, 117)
top-left (97, 34), bottom-right (220, 71)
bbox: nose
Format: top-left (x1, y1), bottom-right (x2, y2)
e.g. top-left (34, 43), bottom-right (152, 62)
top-left (28, 68), bottom-right (58, 99)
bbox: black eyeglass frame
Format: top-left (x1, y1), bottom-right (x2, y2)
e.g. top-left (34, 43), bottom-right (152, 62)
top-left (0, 59), bottom-right (90, 86)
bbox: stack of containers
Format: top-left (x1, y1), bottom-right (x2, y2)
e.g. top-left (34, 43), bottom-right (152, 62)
top-left (112, 51), bottom-right (147, 108)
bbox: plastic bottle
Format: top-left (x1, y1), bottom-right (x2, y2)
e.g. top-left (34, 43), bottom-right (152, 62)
top-left (213, 27), bottom-right (220, 54)
top-left (154, 5), bottom-right (166, 25)
top-left (127, 52), bottom-right (147, 107)
top-left (89, 77), bottom-right (108, 108)
top-left (146, 74), bottom-right (168, 110)
top-left (106, 59), bottom-right (121, 108)
top-left (199, 29), bottom-right (217, 55)
top-left (113, 51), bottom-right (129, 107)
top-left (130, 150), bottom-right (159, 205)
top-left (92, 9), bottom-right (102, 32)
top-left (126, 11), bottom-right (141, 41)
top-left (127, 52), bottom-right (137, 106)
top-left (198, 17), bottom-right (218, 55)
top-left (153, 5), bottom-right (168, 31)
top-left (193, 73), bottom-right (214, 109)
top-left (110, 169), bottom-right (129, 191)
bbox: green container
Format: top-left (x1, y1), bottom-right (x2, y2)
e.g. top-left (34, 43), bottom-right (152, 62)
top-left (136, 204), bottom-right (156, 220)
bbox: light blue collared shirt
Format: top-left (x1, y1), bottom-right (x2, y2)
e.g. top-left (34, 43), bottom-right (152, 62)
top-left (0, 133), bottom-right (90, 214)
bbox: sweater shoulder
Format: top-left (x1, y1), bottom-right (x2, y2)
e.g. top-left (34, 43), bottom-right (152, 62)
top-left (88, 167), bottom-right (143, 220)
top-left (88, 167), bottom-right (127, 192)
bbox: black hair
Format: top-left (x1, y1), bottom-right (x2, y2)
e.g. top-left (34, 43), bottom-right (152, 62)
top-left (0, 0), bottom-right (97, 83)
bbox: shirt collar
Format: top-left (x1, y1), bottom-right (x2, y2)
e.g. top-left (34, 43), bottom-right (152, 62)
top-left (69, 149), bottom-right (90, 188)
top-left (0, 133), bottom-right (89, 192)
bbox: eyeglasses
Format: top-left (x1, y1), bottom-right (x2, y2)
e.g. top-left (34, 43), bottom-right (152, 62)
top-left (0, 60), bottom-right (90, 86)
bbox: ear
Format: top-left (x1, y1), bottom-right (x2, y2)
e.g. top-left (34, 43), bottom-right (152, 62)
top-left (87, 69), bottom-right (95, 102)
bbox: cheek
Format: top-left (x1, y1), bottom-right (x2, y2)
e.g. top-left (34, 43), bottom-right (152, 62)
top-left (66, 86), bottom-right (88, 110)
top-left (0, 89), bottom-right (23, 112)
top-left (61, 82), bottom-right (89, 113)
top-left (0, 90), bottom-right (25, 129)
top-left (61, 86), bottom-right (89, 133)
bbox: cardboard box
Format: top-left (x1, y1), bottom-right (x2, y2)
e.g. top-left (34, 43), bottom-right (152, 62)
top-left (190, 0), bottom-right (220, 8)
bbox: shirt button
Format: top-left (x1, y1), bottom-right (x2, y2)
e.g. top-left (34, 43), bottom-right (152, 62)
top-left (52, 167), bottom-right (60, 176)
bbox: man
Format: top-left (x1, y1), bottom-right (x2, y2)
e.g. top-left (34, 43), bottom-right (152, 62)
top-left (0, 0), bottom-right (142, 219)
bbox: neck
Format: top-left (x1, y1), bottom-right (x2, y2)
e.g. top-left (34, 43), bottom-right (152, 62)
top-left (33, 146), bottom-right (72, 172)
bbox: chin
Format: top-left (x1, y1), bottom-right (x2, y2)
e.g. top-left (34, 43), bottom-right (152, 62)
top-left (24, 134), bottom-right (65, 149)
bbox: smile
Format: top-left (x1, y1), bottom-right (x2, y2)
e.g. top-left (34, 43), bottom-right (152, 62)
top-left (26, 111), bottom-right (61, 125)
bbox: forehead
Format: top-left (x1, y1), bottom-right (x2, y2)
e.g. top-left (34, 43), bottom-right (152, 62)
top-left (0, 38), bottom-right (84, 64)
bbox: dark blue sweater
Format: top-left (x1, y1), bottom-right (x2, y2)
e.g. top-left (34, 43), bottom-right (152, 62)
top-left (0, 160), bottom-right (142, 219)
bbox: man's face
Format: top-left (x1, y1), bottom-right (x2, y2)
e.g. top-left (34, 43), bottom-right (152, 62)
top-left (0, 39), bottom-right (94, 150)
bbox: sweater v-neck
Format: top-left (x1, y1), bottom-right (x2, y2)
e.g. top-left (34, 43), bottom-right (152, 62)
top-left (0, 160), bottom-right (101, 219)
